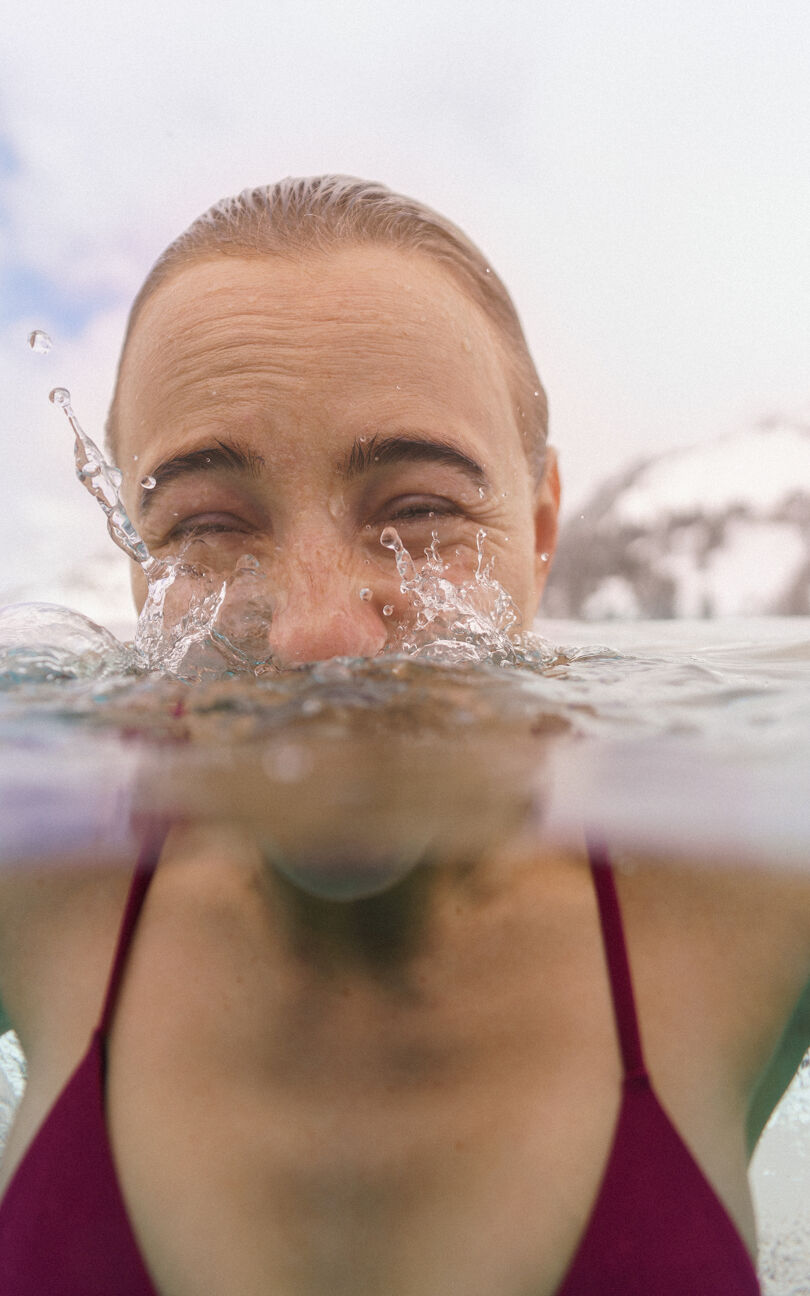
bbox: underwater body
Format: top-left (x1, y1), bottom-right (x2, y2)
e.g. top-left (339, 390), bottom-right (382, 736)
top-left (0, 378), bottom-right (808, 1293)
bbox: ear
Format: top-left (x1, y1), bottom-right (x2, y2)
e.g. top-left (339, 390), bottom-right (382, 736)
top-left (532, 446), bottom-right (561, 609)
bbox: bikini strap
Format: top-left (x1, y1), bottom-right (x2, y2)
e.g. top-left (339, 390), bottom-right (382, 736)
top-left (97, 824), bottom-right (167, 1037)
top-left (588, 841), bottom-right (647, 1081)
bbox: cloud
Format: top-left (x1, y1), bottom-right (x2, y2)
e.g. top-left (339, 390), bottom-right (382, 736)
top-left (1, 1), bottom-right (548, 312)
top-left (1, 0), bottom-right (809, 600)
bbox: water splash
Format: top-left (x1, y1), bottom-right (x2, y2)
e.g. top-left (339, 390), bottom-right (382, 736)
top-left (380, 526), bottom-right (546, 666)
top-left (47, 391), bottom-right (271, 679)
top-left (45, 391), bottom-right (550, 678)
top-left (0, 603), bottom-right (134, 684)
top-left (49, 389), bottom-right (159, 575)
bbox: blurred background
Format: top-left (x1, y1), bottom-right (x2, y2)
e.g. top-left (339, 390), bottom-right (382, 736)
top-left (2, 0), bottom-right (809, 632)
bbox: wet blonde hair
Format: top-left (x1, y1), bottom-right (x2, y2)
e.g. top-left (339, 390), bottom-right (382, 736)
top-left (107, 175), bottom-right (548, 474)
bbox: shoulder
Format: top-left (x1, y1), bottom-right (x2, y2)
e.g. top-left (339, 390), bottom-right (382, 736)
top-left (614, 852), bottom-right (810, 1099)
top-left (0, 856), bottom-right (133, 1054)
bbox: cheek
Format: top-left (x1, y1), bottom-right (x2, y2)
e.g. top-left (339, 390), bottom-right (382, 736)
top-left (130, 561), bottom-right (148, 614)
top-left (490, 527), bottom-right (540, 615)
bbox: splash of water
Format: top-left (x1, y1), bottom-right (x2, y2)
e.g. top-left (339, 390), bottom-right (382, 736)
top-left (47, 390), bottom-right (262, 678)
top-left (45, 390), bottom-right (549, 678)
top-left (0, 603), bottom-right (134, 684)
top-left (379, 526), bottom-right (546, 666)
top-left (49, 389), bottom-right (158, 575)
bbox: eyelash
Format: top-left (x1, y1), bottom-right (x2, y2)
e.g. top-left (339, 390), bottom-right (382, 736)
top-left (385, 499), bottom-right (461, 522)
top-left (167, 517), bottom-right (252, 540)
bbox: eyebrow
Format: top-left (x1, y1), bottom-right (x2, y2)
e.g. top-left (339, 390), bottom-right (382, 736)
top-left (139, 440), bottom-right (266, 513)
top-left (340, 433), bottom-right (489, 486)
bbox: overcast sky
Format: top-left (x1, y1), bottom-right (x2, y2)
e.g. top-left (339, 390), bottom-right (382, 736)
top-left (2, 0), bottom-right (809, 613)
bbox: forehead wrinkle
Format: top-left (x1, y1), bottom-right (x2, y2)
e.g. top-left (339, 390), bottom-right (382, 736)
top-left (118, 250), bottom-right (522, 469)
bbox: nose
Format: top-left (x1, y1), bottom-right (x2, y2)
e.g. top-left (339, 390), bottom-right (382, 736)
top-left (266, 553), bottom-right (389, 667)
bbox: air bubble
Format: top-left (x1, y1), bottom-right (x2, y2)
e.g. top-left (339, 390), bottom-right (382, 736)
top-left (359, 587), bottom-right (372, 601)
top-left (28, 329), bottom-right (52, 354)
top-left (383, 604), bottom-right (394, 617)
top-left (49, 387), bottom-right (71, 407)
top-left (140, 475), bottom-right (157, 490)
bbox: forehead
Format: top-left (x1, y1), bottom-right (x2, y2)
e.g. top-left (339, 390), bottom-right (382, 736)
top-left (115, 245), bottom-right (519, 469)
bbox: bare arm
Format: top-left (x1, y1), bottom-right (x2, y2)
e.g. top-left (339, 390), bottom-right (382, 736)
top-left (0, 859), bottom-right (131, 1056)
top-left (746, 973), bottom-right (810, 1156)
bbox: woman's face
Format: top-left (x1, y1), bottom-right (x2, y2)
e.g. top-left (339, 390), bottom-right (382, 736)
top-left (115, 245), bottom-right (559, 666)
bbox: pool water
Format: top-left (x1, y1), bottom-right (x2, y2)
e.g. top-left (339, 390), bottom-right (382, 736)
top-left (0, 610), bottom-right (807, 1292)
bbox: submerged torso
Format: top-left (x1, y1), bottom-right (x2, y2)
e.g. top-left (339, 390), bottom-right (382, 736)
top-left (2, 823), bottom-right (806, 1293)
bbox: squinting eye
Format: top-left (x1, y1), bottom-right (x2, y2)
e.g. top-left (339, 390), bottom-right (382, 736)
top-left (385, 498), bottom-right (461, 523)
top-left (167, 514), bottom-right (252, 540)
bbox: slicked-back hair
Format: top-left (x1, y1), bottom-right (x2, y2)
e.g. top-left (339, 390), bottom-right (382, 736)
top-left (106, 175), bottom-right (548, 476)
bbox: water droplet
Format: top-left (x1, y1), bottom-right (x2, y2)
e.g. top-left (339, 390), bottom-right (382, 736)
top-left (28, 329), bottom-right (52, 354)
top-left (383, 604), bottom-right (394, 617)
top-left (49, 387), bottom-right (71, 407)
top-left (484, 267), bottom-right (491, 275)
top-left (380, 526), bottom-right (400, 550)
top-left (236, 553), bottom-right (261, 571)
top-left (533, 390), bottom-right (540, 397)
top-left (140, 475), bottom-right (156, 490)
top-left (108, 466), bottom-right (123, 488)
top-left (359, 587), bottom-right (372, 601)
top-left (540, 552), bottom-right (549, 563)
top-left (132, 454), bottom-right (139, 462)
top-left (478, 486), bottom-right (485, 499)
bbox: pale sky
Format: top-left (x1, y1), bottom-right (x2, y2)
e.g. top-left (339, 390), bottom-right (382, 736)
top-left (2, 0), bottom-right (809, 612)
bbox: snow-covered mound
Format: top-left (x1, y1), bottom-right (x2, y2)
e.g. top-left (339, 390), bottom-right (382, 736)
top-left (544, 420), bottom-right (810, 619)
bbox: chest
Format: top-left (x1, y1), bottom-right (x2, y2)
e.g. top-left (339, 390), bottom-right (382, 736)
top-left (110, 1044), bottom-right (626, 1296)
top-left (101, 939), bottom-right (754, 1296)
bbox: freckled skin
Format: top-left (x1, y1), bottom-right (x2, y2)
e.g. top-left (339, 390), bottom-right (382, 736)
top-left (115, 246), bottom-right (560, 666)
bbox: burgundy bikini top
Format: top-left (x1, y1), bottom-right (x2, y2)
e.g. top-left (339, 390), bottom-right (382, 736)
top-left (0, 839), bottom-right (761, 1294)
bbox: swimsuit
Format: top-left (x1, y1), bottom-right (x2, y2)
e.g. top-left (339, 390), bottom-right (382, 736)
top-left (0, 839), bottom-right (761, 1294)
